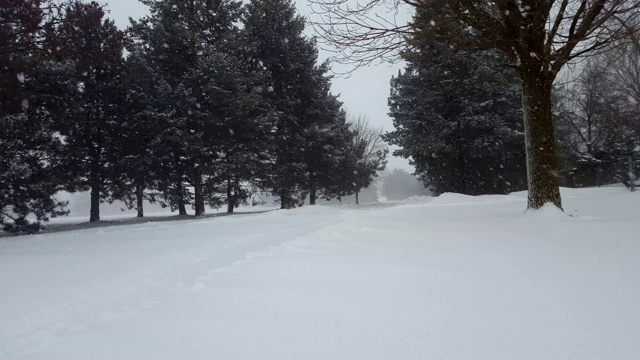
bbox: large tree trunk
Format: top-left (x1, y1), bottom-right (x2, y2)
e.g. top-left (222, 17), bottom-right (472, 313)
top-left (521, 74), bottom-right (563, 210)
top-left (89, 178), bottom-right (100, 223)
top-left (309, 188), bottom-right (316, 205)
top-left (355, 189), bottom-right (359, 205)
top-left (226, 178), bottom-right (235, 214)
top-left (135, 181), bottom-right (144, 218)
top-left (194, 177), bottom-right (205, 217)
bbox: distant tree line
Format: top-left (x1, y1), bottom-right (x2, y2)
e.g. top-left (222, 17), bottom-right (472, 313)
top-left (0, 0), bottom-right (387, 233)
top-left (382, 168), bottom-right (430, 202)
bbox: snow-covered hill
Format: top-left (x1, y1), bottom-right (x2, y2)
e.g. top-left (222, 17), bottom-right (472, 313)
top-left (1, 187), bottom-right (639, 359)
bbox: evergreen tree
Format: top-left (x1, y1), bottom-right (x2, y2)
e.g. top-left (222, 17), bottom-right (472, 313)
top-left (111, 51), bottom-right (164, 217)
top-left (130, 0), bottom-right (246, 216)
top-left (0, 0), bottom-right (68, 232)
top-left (243, 0), bottom-right (320, 209)
top-left (42, 1), bottom-right (126, 222)
top-left (183, 15), bottom-right (272, 214)
top-left (385, 14), bottom-right (526, 196)
top-left (301, 62), bottom-right (355, 205)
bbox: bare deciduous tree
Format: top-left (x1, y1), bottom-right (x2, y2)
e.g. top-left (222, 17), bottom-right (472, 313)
top-left (555, 56), bottom-right (627, 185)
top-left (557, 58), bottom-right (620, 157)
top-left (606, 37), bottom-right (640, 141)
top-left (349, 114), bottom-right (388, 204)
top-left (351, 114), bottom-right (387, 163)
top-left (311, 0), bottom-right (640, 209)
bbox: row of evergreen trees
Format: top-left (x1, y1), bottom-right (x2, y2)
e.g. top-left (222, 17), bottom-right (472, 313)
top-left (0, 0), bottom-right (387, 233)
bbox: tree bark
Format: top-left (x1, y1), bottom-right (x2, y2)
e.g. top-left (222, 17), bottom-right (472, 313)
top-left (355, 189), bottom-right (359, 205)
top-left (89, 179), bottom-right (100, 223)
top-left (193, 177), bottom-right (205, 217)
top-left (521, 73), bottom-right (563, 210)
top-left (178, 199), bottom-right (187, 216)
top-left (309, 188), bottom-right (316, 205)
top-left (177, 179), bottom-right (187, 216)
top-left (175, 155), bottom-right (187, 216)
top-left (280, 190), bottom-right (293, 209)
top-left (135, 181), bottom-right (144, 218)
top-left (226, 178), bottom-right (235, 213)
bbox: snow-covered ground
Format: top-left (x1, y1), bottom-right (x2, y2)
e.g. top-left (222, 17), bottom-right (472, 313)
top-left (45, 206), bottom-right (280, 225)
top-left (1, 187), bottom-right (639, 359)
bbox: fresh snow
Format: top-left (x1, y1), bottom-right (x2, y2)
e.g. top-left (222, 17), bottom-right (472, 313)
top-left (1, 187), bottom-right (639, 359)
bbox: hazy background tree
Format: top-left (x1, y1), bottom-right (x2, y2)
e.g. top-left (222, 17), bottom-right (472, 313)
top-left (554, 57), bottom-right (630, 187)
top-left (382, 168), bottom-right (430, 201)
top-left (348, 115), bottom-right (388, 204)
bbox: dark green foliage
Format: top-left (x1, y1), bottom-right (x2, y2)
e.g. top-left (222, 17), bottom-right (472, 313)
top-left (385, 12), bottom-right (526, 196)
top-left (0, 0), bottom-right (69, 233)
top-left (129, 0), bottom-right (248, 215)
top-left (2, 0), bottom-right (373, 232)
top-left (42, 1), bottom-right (127, 222)
top-left (243, 0), bottom-right (321, 208)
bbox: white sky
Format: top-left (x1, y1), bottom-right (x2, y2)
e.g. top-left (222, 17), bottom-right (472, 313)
top-left (99, 0), bottom-right (414, 172)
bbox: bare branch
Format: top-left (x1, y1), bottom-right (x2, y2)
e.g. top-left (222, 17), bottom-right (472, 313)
top-left (310, 0), bottom-right (640, 77)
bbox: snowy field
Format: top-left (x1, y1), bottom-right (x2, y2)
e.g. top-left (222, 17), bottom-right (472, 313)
top-left (1, 187), bottom-right (639, 359)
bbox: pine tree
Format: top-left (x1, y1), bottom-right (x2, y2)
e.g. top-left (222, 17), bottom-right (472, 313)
top-left (110, 51), bottom-right (165, 217)
top-left (130, 0), bottom-right (246, 216)
top-left (0, 0), bottom-right (68, 233)
top-left (243, 0), bottom-right (320, 209)
top-left (189, 45), bottom-right (272, 213)
top-left (41, 1), bottom-right (126, 222)
top-left (299, 62), bottom-right (354, 205)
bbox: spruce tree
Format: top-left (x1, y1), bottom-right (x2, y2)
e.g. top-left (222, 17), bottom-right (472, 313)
top-left (111, 51), bottom-right (165, 217)
top-left (243, 0), bottom-right (320, 209)
top-left (299, 62), bottom-right (354, 205)
top-left (0, 0), bottom-right (68, 233)
top-left (385, 14), bottom-right (526, 196)
top-left (189, 45), bottom-right (272, 213)
top-left (130, 0), bottom-right (246, 216)
top-left (42, 1), bottom-right (126, 222)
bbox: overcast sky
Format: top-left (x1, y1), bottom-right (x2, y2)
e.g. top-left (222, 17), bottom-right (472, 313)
top-left (98, 0), bottom-right (414, 172)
